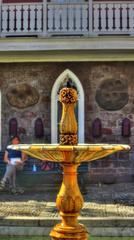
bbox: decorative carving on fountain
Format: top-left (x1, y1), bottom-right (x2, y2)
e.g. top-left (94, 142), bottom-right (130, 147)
top-left (60, 134), bottom-right (77, 145)
top-left (59, 87), bottom-right (78, 145)
top-left (57, 195), bottom-right (83, 213)
top-left (56, 164), bottom-right (83, 215)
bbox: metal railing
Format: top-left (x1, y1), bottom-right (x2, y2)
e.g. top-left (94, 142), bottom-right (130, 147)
top-left (0, 1), bottom-right (134, 37)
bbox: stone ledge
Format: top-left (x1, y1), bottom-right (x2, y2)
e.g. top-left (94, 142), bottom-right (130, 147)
top-left (0, 36), bottom-right (134, 52)
top-left (0, 220), bottom-right (134, 237)
top-left (0, 217), bottom-right (134, 227)
top-left (0, 36), bottom-right (134, 62)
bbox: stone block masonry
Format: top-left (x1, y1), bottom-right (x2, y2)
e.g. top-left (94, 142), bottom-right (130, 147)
top-left (0, 62), bottom-right (133, 183)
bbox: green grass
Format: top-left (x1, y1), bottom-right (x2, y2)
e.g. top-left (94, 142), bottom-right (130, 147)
top-left (0, 237), bottom-right (134, 240)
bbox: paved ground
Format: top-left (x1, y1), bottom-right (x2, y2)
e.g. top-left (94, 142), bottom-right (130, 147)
top-left (0, 183), bottom-right (134, 218)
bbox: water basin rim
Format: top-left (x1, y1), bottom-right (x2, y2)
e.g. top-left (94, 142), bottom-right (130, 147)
top-left (7, 143), bottom-right (130, 151)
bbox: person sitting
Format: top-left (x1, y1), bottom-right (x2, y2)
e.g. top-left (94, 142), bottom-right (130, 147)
top-left (0, 135), bottom-right (27, 194)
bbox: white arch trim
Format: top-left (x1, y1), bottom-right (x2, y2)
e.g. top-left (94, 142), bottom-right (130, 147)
top-left (51, 69), bottom-right (85, 144)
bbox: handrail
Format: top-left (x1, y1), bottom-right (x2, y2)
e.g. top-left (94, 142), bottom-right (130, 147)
top-left (0, 1), bottom-right (134, 37)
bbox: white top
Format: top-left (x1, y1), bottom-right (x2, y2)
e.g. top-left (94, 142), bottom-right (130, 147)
top-left (10, 158), bottom-right (21, 165)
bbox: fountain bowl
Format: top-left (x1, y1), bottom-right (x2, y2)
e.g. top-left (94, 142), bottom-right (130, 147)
top-left (8, 143), bottom-right (130, 164)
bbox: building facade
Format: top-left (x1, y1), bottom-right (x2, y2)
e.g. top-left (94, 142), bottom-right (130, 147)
top-left (0, 0), bottom-right (134, 183)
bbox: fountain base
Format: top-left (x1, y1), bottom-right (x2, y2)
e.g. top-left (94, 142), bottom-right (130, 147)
top-left (50, 222), bottom-right (88, 239)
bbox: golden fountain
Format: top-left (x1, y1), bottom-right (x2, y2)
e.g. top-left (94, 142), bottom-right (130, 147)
top-left (8, 86), bottom-right (130, 240)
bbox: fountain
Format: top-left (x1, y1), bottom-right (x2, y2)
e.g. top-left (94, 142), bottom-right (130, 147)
top-left (8, 86), bottom-right (130, 240)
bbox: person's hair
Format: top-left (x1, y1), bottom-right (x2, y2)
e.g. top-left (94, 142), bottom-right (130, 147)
top-left (10, 135), bottom-right (21, 143)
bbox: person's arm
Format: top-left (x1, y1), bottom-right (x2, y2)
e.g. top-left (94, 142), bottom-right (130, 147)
top-left (4, 150), bottom-right (10, 164)
top-left (15, 152), bottom-right (27, 165)
top-left (21, 152), bottom-right (27, 162)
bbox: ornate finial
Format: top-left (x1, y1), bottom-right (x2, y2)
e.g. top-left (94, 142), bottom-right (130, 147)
top-left (59, 87), bottom-right (78, 145)
top-left (59, 87), bottom-right (78, 104)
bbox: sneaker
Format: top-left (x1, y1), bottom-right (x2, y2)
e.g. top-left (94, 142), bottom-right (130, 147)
top-left (17, 187), bottom-right (24, 194)
top-left (10, 188), bottom-right (18, 195)
top-left (15, 184), bottom-right (25, 194)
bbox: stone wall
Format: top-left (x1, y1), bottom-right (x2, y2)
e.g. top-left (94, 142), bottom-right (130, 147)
top-left (0, 62), bottom-right (133, 183)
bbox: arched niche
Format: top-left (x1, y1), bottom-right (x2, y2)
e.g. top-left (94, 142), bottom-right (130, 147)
top-left (92, 118), bottom-right (102, 138)
top-left (9, 118), bottom-right (18, 137)
top-left (122, 118), bottom-right (131, 137)
top-left (51, 69), bottom-right (84, 143)
top-left (34, 117), bottom-right (44, 138)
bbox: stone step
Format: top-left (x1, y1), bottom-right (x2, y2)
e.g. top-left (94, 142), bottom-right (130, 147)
top-left (0, 217), bottom-right (134, 237)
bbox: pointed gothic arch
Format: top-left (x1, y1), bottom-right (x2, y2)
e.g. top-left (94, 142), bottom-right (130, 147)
top-left (51, 69), bottom-right (84, 143)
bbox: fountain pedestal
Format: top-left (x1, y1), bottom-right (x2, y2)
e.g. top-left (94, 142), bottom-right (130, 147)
top-left (50, 163), bottom-right (88, 239)
top-left (50, 88), bottom-right (87, 239)
top-left (8, 87), bottom-right (130, 240)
